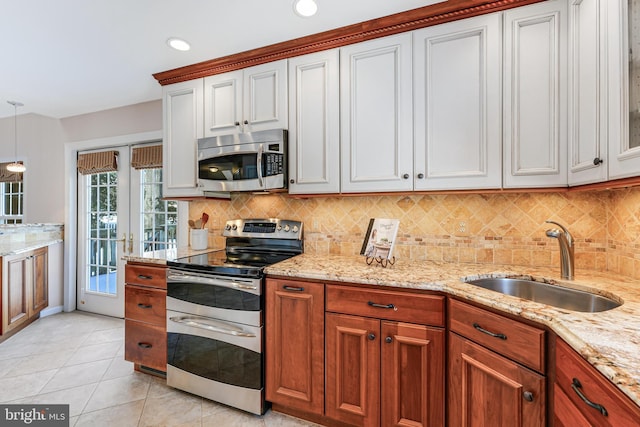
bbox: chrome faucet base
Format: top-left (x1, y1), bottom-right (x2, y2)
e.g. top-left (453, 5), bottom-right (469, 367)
top-left (545, 220), bottom-right (574, 280)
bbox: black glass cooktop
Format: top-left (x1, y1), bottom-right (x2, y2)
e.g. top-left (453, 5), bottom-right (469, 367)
top-left (167, 249), bottom-right (298, 278)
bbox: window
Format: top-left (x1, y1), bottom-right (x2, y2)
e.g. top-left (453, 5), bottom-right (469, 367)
top-left (140, 168), bottom-right (177, 254)
top-left (1, 181), bottom-right (23, 224)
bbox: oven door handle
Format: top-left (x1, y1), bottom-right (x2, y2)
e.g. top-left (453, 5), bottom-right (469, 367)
top-left (167, 273), bottom-right (258, 291)
top-left (169, 316), bottom-right (256, 338)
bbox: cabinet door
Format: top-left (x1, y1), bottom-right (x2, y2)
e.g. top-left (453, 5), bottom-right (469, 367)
top-left (608, 0), bottom-right (640, 178)
top-left (243, 60), bottom-right (288, 132)
top-left (381, 321), bottom-right (445, 427)
top-left (288, 49), bottom-right (340, 194)
top-left (162, 79), bottom-right (204, 198)
top-left (413, 13), bottom-right (502, 190)
top-left (568, 0), bottom-right (609, 185)
top-left (1, 253), bottom-right (29, 334)
top-left (503, 0), bottom-right (568, 188)
top-left (30, 247), bottom-right (48, 314)
top-left (326, 313), bottom-right (380, 427)
top-left (204, 70), bottom-right (243, 137)
top-left (265, 279), bottom-right (324, 415)
top-left (340, 33), bottom-right (413, 193)
top-left (448, 333), bottom-right (546, 427)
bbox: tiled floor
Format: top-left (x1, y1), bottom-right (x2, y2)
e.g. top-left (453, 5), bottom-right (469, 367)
top-left (0, 311), bottom-right (320, 426)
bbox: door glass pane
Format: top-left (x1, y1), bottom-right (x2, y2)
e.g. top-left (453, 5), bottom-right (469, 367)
top-left (85, 171), bottom-right (118, 295)
top-left (140, 169), bottom-right (177, 254)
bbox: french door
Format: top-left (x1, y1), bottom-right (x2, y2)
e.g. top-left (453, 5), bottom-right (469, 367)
top-left (77, 144), bottom-right (176, 317)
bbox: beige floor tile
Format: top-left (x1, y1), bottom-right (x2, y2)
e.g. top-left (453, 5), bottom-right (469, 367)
top-left (0, 369), bottom-right (57, 402)
top-left (75, 400), bottom-right (145, 427)
top-left (4, 348), bottom-right (75, 377)
top-left (138, 386), bottom-right (203, 426)
top-left (40, 359), bottom-right (111, 394)
top-left (101, 355), bottom-right (136, 381)
top-left (64, 341), bottom-right (122, 366)
top-left (82, 327), bottom-right (124, 346)
top-left (9, 382), bottom-right (97, 417)
top-left (263, 410), bottom-right (322, 427)
top-left (202, 405), bottom-right (266, 427)
top-left (83, 373), bottom-right (151, 413)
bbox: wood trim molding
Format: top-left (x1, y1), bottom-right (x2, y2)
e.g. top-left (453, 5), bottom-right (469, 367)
top-left (153, 0), bottom-right (544, 86)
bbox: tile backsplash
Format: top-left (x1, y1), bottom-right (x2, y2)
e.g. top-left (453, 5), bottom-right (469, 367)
top-left (190, 186), bottom-right (640, 279)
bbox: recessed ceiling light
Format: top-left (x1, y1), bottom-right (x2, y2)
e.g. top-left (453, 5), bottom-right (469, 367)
top-left (167, 37), bottom-right (191, 51)
top-left (293, 0), bottom-right (318, 17)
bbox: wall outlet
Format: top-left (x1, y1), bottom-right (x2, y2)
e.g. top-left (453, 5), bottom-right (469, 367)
top-left (312, 219), bottom-right (319, 231)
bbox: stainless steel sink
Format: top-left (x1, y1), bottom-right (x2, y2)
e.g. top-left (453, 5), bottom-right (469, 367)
top-left (464, 278), bottom-right (621, 312)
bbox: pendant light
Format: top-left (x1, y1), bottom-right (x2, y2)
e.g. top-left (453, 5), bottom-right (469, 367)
top-left (6, 100), bottom-right (25, 173)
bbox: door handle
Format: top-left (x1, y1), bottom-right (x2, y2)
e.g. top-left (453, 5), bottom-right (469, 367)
top-left (129, 233), bottom-right (134, 254)
top-left (117, 234), bottom-right (126, 253)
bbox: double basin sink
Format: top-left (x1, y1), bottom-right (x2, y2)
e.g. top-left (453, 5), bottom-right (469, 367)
top-left (464, 277), bottom-right (621, 313)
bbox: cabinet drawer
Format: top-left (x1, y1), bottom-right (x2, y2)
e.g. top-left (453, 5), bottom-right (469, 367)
top-left (326, 285), bottom-right (444, 327)
top-left (124, 319), bottom-right (166, 372)
top-left (448, 299), bottom-right (545, 372)
top-left (555, 338), bottom-right (640, 426)
top-left (125, 264), bottom-right (166, 289)
top-left (125, 285), bottom-right (166, 325)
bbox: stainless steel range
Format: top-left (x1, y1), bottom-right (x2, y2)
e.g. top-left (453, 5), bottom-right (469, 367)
top-left (165, 218), bottom-right (303, 415)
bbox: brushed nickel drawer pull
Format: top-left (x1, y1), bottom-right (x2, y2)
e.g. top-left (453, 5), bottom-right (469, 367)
top-left (137, 303), bottom-right (152, 309)
top-left (367, 301), bottom-right (397, 311)
top-left (137, 342), bottom-right (152, 349)
top-left (571, 378), bottom-right (608, 416)
top-left (473, 323), bottom-right (507, 340)
top-left (283, 286), bottom-right (304, 292)
top-left (138, 274), bottom-right (153, 280)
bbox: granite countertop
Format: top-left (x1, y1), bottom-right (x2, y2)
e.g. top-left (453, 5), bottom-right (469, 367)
top-left (0, 238), bottom-right (64, 257)
top-left (264, 254), bottom-right (640, 408)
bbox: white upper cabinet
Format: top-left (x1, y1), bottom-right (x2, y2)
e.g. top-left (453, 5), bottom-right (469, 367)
top-left (162, 79), bottom-right (204, 198)
top-left (340, 33), bottom-right (414, 193)
top-left (413, 13), bottom-right (502, 191)
top-left (503, 0), bottom-right (568, 188)
top-left (568, 0), bottom-right (608, 185)
top-left (204, 60), bottom-right (288, 137)
top-left (608, 0), bottom-right (640, 179)
top-left (288, 49), bottom-right (340, 194)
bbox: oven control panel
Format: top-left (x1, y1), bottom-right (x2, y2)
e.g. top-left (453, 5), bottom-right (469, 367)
top-left (223, 218), bottom-right (303, 239)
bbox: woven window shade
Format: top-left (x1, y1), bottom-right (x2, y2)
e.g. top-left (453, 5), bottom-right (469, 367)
top-left (77, 151), bottom-right (118, 175)
top-left (131, 145), bottom-right (162, 170)
top-left (0, 162), bottom-right (23, 182)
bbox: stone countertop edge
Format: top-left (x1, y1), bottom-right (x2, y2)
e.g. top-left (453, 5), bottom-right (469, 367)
top-left (264, 253), bottom-right (640, 408)
top-left (0, 238), bottom-right (64, 257)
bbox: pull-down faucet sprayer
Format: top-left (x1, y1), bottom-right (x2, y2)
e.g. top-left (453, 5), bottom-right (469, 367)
top-left (545, 220), bottom-right (574, 280)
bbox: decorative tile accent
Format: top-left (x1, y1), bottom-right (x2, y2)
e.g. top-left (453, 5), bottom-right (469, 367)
top-left (190, 186), bottom-right (640, 280)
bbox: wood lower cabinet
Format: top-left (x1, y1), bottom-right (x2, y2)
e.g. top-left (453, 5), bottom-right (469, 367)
top-left (124, 263), bottom-right (167, 372)
top-left (325, 285), bottom-right (445, 427)
top-left (554, 337), bottom-right (640, 426)
top-left (1, 246), bottom-right (48, 336)
top-left (265, 278), bottom-right (325, 416)
top-left (448, 299), bottom-right (546, 427)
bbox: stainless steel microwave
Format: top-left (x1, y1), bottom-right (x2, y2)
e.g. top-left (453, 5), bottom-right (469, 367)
top-left (197, 129), bottom-right (287, 193)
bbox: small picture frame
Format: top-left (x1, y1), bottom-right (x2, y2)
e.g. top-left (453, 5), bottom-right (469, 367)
top-left (360, 218), bottom-right (400, 260)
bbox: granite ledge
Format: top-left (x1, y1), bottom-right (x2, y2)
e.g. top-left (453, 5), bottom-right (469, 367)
top-left (265, 253), bottom-right (640, 408)
top-left (0, 238), bottom-right (64, 257)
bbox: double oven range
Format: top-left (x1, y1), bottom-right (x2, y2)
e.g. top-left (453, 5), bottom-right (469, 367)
top-left (166, 218), bottom-right (303, 415)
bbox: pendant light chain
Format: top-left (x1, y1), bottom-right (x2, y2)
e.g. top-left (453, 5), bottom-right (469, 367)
top-left (6, 101), bottom-right (25, 173)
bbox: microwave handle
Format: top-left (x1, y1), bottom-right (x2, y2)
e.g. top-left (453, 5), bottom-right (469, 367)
top-left (257, 144), bottom-right (264, 187)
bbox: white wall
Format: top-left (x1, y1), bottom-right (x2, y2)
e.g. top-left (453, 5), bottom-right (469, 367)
top-left (0, 113), bottom-right (66, 224)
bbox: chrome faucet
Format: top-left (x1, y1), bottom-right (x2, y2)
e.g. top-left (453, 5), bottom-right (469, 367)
top-left (545, 220), bottom-right (574, 280)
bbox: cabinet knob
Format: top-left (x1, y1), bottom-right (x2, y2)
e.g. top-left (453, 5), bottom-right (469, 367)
top-left (289, 179), bottom-right (295, 184)
top-left (367, 333), bottom-right (376, 341)
top-left (593, 157), bottom-right (603, 166)
top-left (417, 173), bottom-right (425, 179)
top-left (402, 173), bottom-right (410, 180)
top-left (385, 336), bottom-right (392, 343)
top-left (235, 121), bottom-right (240, 126)
top-left (523, 391), bottom-right (534, 402)
top-left (244, 120), bottom-right (249, 125)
